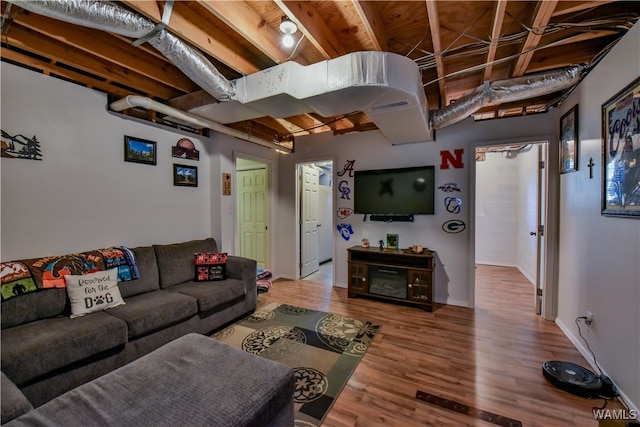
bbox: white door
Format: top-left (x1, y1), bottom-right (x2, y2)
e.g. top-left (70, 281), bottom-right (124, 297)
top-left (238, 168), bottom-right (268, 269)
top-left (300, 165), bottom-right (320, 277)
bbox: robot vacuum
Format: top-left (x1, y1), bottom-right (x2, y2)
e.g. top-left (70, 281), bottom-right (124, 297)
top-left (542, 361), bottom-right (615, 398)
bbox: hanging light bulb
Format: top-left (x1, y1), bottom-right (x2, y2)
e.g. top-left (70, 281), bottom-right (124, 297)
top-left (282, 33), bottom-right (295, 48)
top-left (279, 16), bottom-right (297, 49)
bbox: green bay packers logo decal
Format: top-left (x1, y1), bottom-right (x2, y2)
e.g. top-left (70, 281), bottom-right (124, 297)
top-left (442, 220), bottom-right (466, 233)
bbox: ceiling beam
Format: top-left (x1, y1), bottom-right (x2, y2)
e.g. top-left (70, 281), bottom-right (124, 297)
top-left (4, 24), bottom-right (180, 99)
top-left (274, 0), bottom-right (346, 59)
top-left (1, 49), bottom-right (139, 99)
top-left (551, 0), bottom-right (617, 17)
top-left (425, 1), bottom-right (447, 106)
top-left (121, 0), bottom-right (261, 75)
top-left (512, 0), bottom-right (558, 77)
top-left (352, 0), bottom-right (389, 52)
top-left (483, 0), bottom-right (507, 82)
top-left (13, 11), bottom-right (198, 94)
top-left (197, 1), bottom-right (292, 65)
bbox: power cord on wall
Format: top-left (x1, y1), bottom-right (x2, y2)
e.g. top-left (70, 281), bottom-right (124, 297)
top-left (575, 316), bottom-right (619, 407)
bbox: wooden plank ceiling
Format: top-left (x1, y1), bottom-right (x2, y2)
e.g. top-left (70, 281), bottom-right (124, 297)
top-left (1, 1), bottom-right (638, 145)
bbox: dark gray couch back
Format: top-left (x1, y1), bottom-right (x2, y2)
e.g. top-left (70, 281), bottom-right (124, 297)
top-left (153, 238), bottom-right (218, 289)
top-left (1, 289), bottom-right (68, 329)
top-left (116, 246), bottom-right (160, 298)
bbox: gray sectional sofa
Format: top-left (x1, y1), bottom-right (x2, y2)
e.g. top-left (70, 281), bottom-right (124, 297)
top-left (1, 238), bottom-right (258, 419)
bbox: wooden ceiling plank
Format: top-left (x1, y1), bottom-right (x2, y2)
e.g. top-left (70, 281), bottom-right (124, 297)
top-left (512, 0), bottom-right (559, 77)
top-left (121, 0), bottom-right (260, 75)
top-left (1, 49), bottom-right (140, 99)
top-left (14, 11), bottom-right (198, 93)
top-left (274, 0), bottom-right (346, 59)
top-left (352, 0), bottom-right (389, 52)
top-left (4, 24), bottom-right (180, 99)
top-left (551, 0), bottom-right (617, 17)
top-left (425, 1), bottom-right (447, 106)
top-left (483, 0), bottom-right (508, 82)
top-left (198, 0), bottom-right (291, 64)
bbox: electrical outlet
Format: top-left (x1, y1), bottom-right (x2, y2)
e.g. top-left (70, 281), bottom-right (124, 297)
top-left (585, 311), bottom-right (593, 325)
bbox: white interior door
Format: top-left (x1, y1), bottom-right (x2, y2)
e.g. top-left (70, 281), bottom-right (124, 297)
top-left (300, 165), bottom-right (320, 277)
top-left (238, 168), bottom-right (268, 269)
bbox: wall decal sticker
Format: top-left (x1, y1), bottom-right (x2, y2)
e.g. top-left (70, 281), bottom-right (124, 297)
top-left (337, 159), bottom-right (355, 177)
top-left (337, 208), bottom-right (353, 219)
top-left (444, 197), bottom-right (463, 214)
top-left (1, 130), bottom-right (43, 160)
top-left (172, 138), bottom-right (199, 160)
top-left (337, 223), bottom-right (354, 241)
top-left (338, 180), bottom-right (351, 200)
top-left (440, 149), bottom-right (464, 169)
top-left (438, 182), bottom-right (462, 193)
top-left (442, 220), bottom-right (466, 233)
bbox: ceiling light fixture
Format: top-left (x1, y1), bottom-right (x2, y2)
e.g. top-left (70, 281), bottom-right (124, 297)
top-left (279, 16), bottom-right (297, 48)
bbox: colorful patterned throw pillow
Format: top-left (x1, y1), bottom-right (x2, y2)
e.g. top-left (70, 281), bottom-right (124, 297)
top-left (194, 252), bottom-right (228, 281)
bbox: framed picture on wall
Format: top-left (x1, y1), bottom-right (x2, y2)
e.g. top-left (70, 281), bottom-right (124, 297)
top-left (173, 164), bottom-right (198, 187)
top-left (559, 105), bottom-right (578, 174)
top-left (386, 234), bottom-right (398, 249)
top-left (124, 135), bottom-right (157, 165)
top-left (601, 76), bottom-right (640, 217)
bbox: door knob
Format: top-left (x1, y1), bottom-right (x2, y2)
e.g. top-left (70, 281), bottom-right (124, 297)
top-left (530, 231), bottom-right (537, 236)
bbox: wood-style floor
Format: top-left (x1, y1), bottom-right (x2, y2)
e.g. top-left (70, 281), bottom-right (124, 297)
top-left (258, 264), bottom-right (623, 426)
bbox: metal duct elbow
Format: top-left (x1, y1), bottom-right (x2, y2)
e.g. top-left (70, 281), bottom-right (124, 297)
top-left (10, 0), bottom-right (234, 101)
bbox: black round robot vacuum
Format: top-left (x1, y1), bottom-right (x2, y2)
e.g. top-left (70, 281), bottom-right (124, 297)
top-left (542, 361), bottom-right (605, 398)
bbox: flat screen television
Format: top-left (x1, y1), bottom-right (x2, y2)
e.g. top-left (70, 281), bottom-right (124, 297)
top-left (353, 165), bottom-right (435, 215)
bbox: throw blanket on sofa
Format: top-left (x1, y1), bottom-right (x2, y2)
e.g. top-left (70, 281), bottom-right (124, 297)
top-left (1, 247), bottom-right (139, 301)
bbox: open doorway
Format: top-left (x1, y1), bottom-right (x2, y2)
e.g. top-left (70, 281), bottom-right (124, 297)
top-left (236, 157), bottom-right (269, 270)
top-left (473, 142), bottom-right (548, 315)
top-left (296, 160), bottom-right (334, 286)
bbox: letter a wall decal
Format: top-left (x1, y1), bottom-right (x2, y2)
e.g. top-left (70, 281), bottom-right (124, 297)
top-left (440, 149), bottom-right (464, 169)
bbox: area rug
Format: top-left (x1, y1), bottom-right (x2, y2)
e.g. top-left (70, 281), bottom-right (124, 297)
top-left (213, 302), bottom-right (381, 426)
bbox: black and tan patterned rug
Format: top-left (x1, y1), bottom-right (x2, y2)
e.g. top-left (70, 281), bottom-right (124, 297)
top-left (213, 302), bottom-right (381, 426)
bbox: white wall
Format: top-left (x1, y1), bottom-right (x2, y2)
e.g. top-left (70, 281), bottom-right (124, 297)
top-left (475, 147), bottom-right (538, 283)
top-left (555, 22), bottom-right (640, 411)
top-left (1, 62), bottom-right (212, 259)
top-left (475, 151), bottom-right (519, 266)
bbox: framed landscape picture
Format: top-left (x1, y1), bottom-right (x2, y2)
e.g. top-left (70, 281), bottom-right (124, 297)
top-left (173, 164), bottom-right (198, 187)
top-left (124, 135), bottom-right (156, 165)
top-left (559, 105), bottom-right (578, 174)
top-left (601, 77), bottom-right (640, 217)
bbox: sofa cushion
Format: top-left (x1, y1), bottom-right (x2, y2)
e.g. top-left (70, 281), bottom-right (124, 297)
top-left (1, 312), bottom-right (127, 385)
top-left (65, 268), bottom-right (126, 318)
top-left (1, 289), bottom-right (68, 329)
top-left (106, 290), bottom-right (198, 340)
top-left (168, 279), bottom-right (245, 313)
top-left (117, 246), bottom-right (160, 298)
top-left (1, 371), bottom-right (33, 424)
top-left (153, 238), bottom-right (217, 289)
top-left (194, 252), bottom-right (228, 281)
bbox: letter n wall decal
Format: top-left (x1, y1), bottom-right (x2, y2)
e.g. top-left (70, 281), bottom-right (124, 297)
top-left (440, 149), bottom-right (464, 169)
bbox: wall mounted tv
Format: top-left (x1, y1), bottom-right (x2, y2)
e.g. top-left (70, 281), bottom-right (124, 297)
top-left (353, 165), bottom-right (435, 218)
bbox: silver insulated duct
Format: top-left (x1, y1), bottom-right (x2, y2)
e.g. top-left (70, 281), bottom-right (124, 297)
top-left (429, 65), bottom-right (585, 130)
top-left (9, 0), bottom-right (235, 101)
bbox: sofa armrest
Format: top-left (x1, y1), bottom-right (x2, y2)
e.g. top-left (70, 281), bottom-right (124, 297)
top-left (226, 256), bottom-right (257, 310)
top-left (1, 371), bottom-right (33, 424)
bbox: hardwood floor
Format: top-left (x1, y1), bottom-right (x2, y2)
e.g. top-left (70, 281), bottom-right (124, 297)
top-left (258, 264), bottom-right (623, 426)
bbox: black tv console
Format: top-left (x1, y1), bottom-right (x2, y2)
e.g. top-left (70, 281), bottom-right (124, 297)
top-left (347, 245), bottom-right (435, 312)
